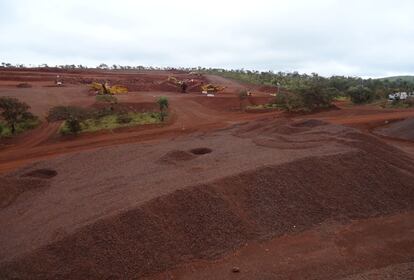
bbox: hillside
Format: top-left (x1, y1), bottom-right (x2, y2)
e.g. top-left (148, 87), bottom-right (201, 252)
top-left (378, 75), bottom-right (414, 83)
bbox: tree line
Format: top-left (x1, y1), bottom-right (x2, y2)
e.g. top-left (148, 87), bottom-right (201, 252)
top-left (206, 69), bottom-right (414, 111)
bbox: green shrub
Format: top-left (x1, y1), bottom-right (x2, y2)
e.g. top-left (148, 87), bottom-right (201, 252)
top-left (288, 82), bottom-right (335, 111)
top-left (382, 97), bottom-right (414, 108)
top-left (47, 106), bottom-right (90, 122)
top-left (116, 114), bottom-right (132, 124)
top-left (274, 92), bottom-right (305, 112)
top-left (92, 107), bottom-right (114, 119)
top-left (18, 116), bottom-right (39, 131)
top-left (347, 86), bottom-right (375, 104)
top-left (271, 78), bottom-right (336, 112)
top-left (65, 117), bottom-right (82, 134)
top-left (157, 96), bottom-right (169, 121)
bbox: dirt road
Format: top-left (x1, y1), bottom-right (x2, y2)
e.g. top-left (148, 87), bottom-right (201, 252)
top-left (1, 76), bottom-right (414, 173)
top-left (0, 89), bottom-right (276, 173)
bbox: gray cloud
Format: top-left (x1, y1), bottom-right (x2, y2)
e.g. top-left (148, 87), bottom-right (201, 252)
top-left (0, 0), bottom-right (413, 77)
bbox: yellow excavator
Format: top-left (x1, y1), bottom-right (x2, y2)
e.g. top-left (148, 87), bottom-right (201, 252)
top-left (167, 76), bottom-right (189, 93)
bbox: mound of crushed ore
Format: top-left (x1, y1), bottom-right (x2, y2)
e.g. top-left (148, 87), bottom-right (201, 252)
top-left (0, 177), bottom-right (49, 209)
top-left (159, 150), bottom-right (196, 164)
top-left (1, 118), bottom-right (414, 279)
top-left (375, 117), bottom-right (414, 141)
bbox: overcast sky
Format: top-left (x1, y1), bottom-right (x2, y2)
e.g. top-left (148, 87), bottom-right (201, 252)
top-left (1, 0), bottom-right (413, 77)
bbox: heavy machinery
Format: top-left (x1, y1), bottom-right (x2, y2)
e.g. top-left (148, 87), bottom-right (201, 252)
top-left (201, 84), bottom-right (225, 94)
top-left (167, 76), bottom-right (188, 93)
top-left (167, 76), bottom-right (225, 94)
top-left (90, 82), bottom-right (128, 95)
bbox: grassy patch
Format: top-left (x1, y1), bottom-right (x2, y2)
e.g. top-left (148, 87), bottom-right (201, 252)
top-left (246, 103), bottom-right (282, 110)
top-left (60, 112), bottom-right (162, 134)
top-left (379, 99), bottom-right (414, 109)
top-left (0, 118), bottom-right (40, 138)
top-left (334, 96), bottom-right (350, 101)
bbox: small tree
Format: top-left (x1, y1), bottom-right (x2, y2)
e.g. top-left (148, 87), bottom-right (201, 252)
top-left (66, 116), bottom-right (81, 134)
top-left (274, 92), bottom-right (304, 112)
top-left (157, 96), bottom-right (169, 121)
top-left (347, 86), bottom-right (374, 104)
top-left (288, 81), bottom-right (335, 111)
top-left (47, 106), bottom-right (90, 122)
top-left (0, 97), bottom-right (31, 134)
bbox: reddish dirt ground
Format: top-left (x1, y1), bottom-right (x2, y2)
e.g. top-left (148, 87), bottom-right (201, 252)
top-left (1, 69), bottom-right (413, 173)
top-left (0, 70), bottom-right (277, 173)
top-left (0, 69), bottom-right (414, 279)
top-left (149, 212), bottom-right (414, 280)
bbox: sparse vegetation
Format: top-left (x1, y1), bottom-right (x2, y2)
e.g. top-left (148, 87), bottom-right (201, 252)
top-left (205, 69), bottom-right (414, 106)
top-left (347, 86), bottom-right (375, 104)
top-left (0, 97), bottom-right (39, 136)
top-left (380, 97), bottom-right (414, 109)
top-left (47, 106), bottom-right (90, 122)
top-left (246, 103), bottom-right (280, 111)
top-left (157, 96), bottom-right (169, 121)
top-left (50, 105), bottom-right (162, 135)
top-left (273, 92), bottom-right (305, 112)
top-left (65, 117), bottom-right (82, 134)
top-left (60, 112), bottom-right (161, 134)
top-left (271, 76), bottom-right (336, 112)
top-left (116, 114), bottom-right (132, 124)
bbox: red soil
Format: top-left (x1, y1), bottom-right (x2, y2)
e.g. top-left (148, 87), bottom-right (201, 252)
top-left (1, 70), bottom-right (414, 279)
top-left (151, 212), bottom-right (414, 280)
top-left (0, 68), bottom-right (208, 93)
top-left (0, 118), bottom-right (413, 279)
top-left (92, 101), bottom-right (159, 113)
top-left (375, 117), bottom-right (414, 141)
